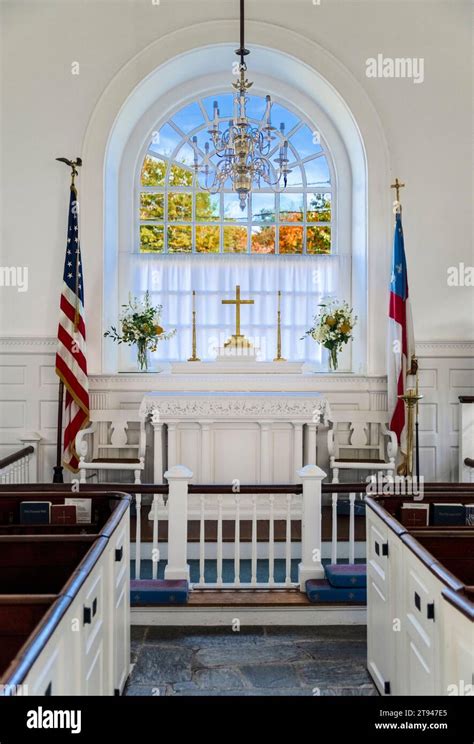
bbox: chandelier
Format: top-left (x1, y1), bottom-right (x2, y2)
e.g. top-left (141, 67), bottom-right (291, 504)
top-left (192, 0), bottom-right (290, 210)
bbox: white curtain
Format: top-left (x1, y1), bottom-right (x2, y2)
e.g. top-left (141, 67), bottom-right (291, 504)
top-left (119, 253), bottom-right (351, 367)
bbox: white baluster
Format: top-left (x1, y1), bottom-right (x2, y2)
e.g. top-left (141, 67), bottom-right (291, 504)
top-left (285, 493), bottom-right (292, 587)
top-left (23, 457), bottom-right (28, 483)
top-left (268, 494), bottom-right (275, 587)
top-left (216, 494), bottom-right (223, 587)
top-left (135, 494), bottom-right (142, 580)
top-left (349, 492), bottom-right (356, 564)
top-left (199, 495), bottom-right (205, 587)
top-left (234, 494), bottom-right (240, 587)
top-left (331, 493), bottom-right (338, 564)
top-left (251, 494), bottom-right (257, 586)
top-left (151, 493), bottom-right (159, 580)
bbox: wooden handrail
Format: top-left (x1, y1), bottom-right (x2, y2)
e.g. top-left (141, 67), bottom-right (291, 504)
top-left (464, 457), bottom-right (474, 469)
top-left (2, 480), bottom-right (474, 494)
top-left (0, 446), bottom-right (34, 470)
top-left (187, 484), bottom-right (302, 495)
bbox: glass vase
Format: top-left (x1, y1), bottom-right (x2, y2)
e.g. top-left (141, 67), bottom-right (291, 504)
top-left (136, 339), bottom-right (149, 372)
top-left (328, 347), bottom-right (339, 372)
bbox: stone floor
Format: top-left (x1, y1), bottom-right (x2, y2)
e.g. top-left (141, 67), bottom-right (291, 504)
top-left (124, 625), bottom-right (378, 696)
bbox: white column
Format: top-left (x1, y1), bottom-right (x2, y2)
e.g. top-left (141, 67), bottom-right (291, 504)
top-left (200, 422), bottom-right (213, 482)
top-left (167, 423), bottom-right (178, 470)
top-left (19, 433), bottom-right (42, 483)
top-left (305, 423), bottom-right (317, 466)
top-left (152, 421), bottom-right (163, 484)
top-left (164, 464), bottom-right (192, 582)
top-left (293, 423), bottom-right (303, 483)
top-left (259, 421), bottom-right (272, 483)
top-left (298, 463), bottom-right (326, 591)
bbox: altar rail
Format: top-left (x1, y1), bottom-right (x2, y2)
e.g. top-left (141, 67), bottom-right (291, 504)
top-left (3, 477), bottom-right (474, 591)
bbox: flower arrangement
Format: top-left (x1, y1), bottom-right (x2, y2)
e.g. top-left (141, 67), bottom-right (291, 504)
top-left (104, 292), bottom-right (176, 371)
top-left (303, 299), bottom-right (357, 371)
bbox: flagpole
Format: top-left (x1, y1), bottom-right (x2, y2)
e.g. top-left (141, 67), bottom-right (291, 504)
top-left (53, 157), bottom-right (82, 483)
top-left (414, 356), bottom-right (421, 479)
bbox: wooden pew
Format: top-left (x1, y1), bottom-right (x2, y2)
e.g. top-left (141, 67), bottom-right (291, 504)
top-left (0, 491), bottom-right (131, 696)
top-left (0, 597), bottom-right (57, 680)
top-left (409, 530), bottom-right (474, 586)
top-left (0, 491), bottom-right (129, 536)
top-left (0, 536), bottom-right (97, 594)
top-left (366, 494), bottom-right (474, 696)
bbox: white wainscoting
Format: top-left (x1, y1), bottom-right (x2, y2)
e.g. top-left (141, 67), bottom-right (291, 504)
top-left (0, 337), bottom-right (472, 482)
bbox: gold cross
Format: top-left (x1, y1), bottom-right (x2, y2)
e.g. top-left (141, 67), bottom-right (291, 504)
top-left (390, 178), bottom-right (405, 202)
top-left (221, 285), bottom-right (254, 337)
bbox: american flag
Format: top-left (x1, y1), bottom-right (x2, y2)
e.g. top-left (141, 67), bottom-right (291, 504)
top-left (55, 187), bottom-right (90, 471)
top-left (387, 210), bottom-right (415, 458)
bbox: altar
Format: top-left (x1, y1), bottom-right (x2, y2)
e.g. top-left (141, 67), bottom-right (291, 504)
top-left (139, 391), bottom-right (331, 485)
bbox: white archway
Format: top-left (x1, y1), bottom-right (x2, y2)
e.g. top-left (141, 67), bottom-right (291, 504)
top-left (81, 20), bottom-right (390, 375)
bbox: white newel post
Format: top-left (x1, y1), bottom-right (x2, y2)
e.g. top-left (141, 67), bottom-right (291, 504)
top-left (19, 433), bottom-right (42, 483)
top-left (298, 463), bottom-right (326, 591)
top-left (164, 465), bottom-right (192, 582)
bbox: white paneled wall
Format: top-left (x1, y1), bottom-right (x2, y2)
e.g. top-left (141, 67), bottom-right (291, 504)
top-left (0, 338), bottom-right (473, 483)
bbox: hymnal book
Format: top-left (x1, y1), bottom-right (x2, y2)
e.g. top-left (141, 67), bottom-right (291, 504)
top-left (432, 503), bottom-right (465, 526)
top-left (51, 504), bottom-right (77, 525)
top-left (400, 502), bottom-right (429, 528)
top-left (465, 504), bottom-right (474, 526)
top-left (64, 497), bottom-right (92, 524)
top-left (19, 501), bottom-right (51, 525)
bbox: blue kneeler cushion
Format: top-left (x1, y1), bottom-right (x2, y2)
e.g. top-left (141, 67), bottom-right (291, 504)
top-left (306, 579), bottom-right (367, 604)
top-left (325, 563), bottom-right (367, 588)
top-left (130, 579), bottom-right (189, 606)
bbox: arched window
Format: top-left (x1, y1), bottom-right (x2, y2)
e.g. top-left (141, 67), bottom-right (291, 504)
top-left (123, 92), bottom-right (349, 367)
top-left (137, 93), bottom-right (332, 256)
top-left (86, 34), bottom-right (383, 375)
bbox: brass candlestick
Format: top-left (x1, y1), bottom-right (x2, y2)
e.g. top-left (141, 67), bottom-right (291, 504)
top-left (398, 387), bottom-right (423, 476)
top-left (187, 290), bottom-right (200, 362)
top-left (273, 290), bottom-right (286, 362)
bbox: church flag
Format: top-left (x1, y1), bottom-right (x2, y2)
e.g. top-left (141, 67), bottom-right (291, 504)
top-left (387, 210), bottom-right (415, 458)
top-left (55, 186), bottom-right (90, 472)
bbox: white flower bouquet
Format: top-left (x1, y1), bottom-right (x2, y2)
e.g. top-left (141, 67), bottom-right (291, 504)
top-left (303, 299), bottom-right (357, 371)
top-left (104, 291), bottom-right (176, 371)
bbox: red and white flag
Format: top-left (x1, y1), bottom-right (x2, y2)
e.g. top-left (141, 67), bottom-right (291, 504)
top-left (55, 187), bottom-right (90, 471)
top-left (387, 210), bottom-right (415, 458)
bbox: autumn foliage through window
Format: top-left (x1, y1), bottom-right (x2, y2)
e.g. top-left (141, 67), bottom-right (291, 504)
top-left (138, 94), bottom-right (332, 255)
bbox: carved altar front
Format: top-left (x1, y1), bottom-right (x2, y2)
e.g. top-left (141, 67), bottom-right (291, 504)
top-left (139, 391), bottom-right (331, 485)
